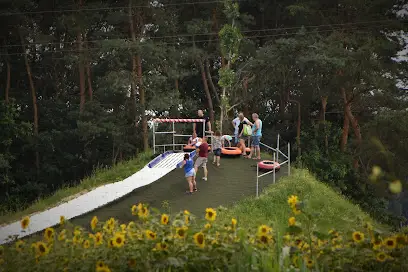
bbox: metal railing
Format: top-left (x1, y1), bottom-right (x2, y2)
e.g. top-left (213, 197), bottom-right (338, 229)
top-left (256, 134), bottom-right (291, 197)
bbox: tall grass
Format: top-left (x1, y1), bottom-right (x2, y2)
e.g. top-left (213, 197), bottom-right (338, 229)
top-left (0, 151), bottom-right (152, 225)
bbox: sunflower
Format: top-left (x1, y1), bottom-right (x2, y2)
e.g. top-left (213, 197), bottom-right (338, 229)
top-left (112, 232), bottom-right (125, 248)
top-left (258, 224), bottom-right (272, 235)
top-left (231, 218), bottom-right (237, 229)
top-left (83, 240), bottom-right (91, 249)
top-left (20, 216), bottom-right (30, 230)
top-left (128, 258), bottom-right (137, 268)
top-left (396, 234), bottom-right (406, 248)
top-left (205, 208), bottom-right (217, 221)
top-left (35, 242), bottom-right (49, 257)
top-left (44, 228), bottom-right (55, 242)
top-left (376, 252), bottom-right (387, 262)
top-left (204, 223), bottom-right (211, 229)
top-left (352, 231), bottom-right (364, 243)
top-left (193, 232), bottom-right (205, 248)
top-left (175, 227), bottom-right (187, 239)
top-left (131, 205), bottom-right (138, 215)
top-left (287, 195), bottom-right (298, 208)
top-left (145, 230), bottom-right (157, 240)
top-left (96, 261), bottom-right (106, 269)
top-left (292, 208), bottom-right (301, 215)
top-left (96, 267), bottom-right (111, 272)
top-left (155, 242), bottom-right (168, 251)
top-left (304, 256), bottom-right (314, 268)
top-left (94, 232), bottom-right (103, 246)
top-left (127, 221), bottom-right (136, 231)
top-left (59, 216), bottom-right (65, 226)
top-left (184, 215), bottom-right (190, 225)
top-left (258, 234), bottom-right (273, 245)
top-left (15, 240), bottom-right (25, 252)
top-left (91, 216), bottom-right (98, 231)
top-left (184, 210), bottom-right (190, 215)
top-left (288, 217), bottom-right (296, 226)
top-left (372, 239), bottom-right (382, 250)
top-left (107, 239), bottom-right (114, 248)
top-left (58, 230), bottom-right (67, 241)
top-left (161, 214), bottom-right (169, 225)
top-left (138, 205), bottom-right (149, 219)
top-left (383, 237), bottom-right (397, 250)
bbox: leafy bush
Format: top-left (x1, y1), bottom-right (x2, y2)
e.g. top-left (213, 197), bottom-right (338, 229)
top-left (2, 194), bottom-right (408, 271)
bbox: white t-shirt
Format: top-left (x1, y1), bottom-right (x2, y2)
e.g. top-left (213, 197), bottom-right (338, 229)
top-left (189, 137), bottom-right (200, 144)
top-left (232, 117), bottom-right (240, 135)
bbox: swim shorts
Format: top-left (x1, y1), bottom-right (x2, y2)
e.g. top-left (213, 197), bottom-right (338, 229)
top-left (185, 169), bottom-right (195, 178)
top-left (213, 148), bottom-right (221, 156)
top-left (194, 157), bottom-right (208, 168)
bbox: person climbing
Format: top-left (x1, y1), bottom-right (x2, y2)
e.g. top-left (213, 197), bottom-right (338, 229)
top-left (222, 134), bottom-right (232, 147)
top-left (180, 153), bottom-right (197, 194)
top-left (193, 109), bottom-right (212, 138)
top-left (188, 132), bottom-right (200, 146)
top-left (246, 113), bottom-right (262, 160)
top-left (194, 136), bottom-right (209, 181)
top-left (212, 131), bottom-right (223, 167)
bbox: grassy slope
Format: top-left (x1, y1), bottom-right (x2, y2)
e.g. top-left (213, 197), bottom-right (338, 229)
top-left (220, 168), bottom-right (383, 236)
top-left (0, 152), bottom-right (153, 225)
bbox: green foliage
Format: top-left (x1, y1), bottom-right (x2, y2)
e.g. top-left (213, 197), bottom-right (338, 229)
top-left (218, 67), bottom-right (236, 88)
top-left (219, 24), bottom-right (243, 63)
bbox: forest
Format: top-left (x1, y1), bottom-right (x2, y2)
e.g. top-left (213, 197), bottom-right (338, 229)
top-left (0, 0), bottom-right (407, 227)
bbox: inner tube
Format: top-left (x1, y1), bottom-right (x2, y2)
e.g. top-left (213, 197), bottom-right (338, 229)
top-left (183, 145), bottom-right (196, 152)
top-left (258, 160), bottom-right (281, 171)
top-left (183, 144), bottom-right (211, 152)
top-left (221, 147), bottom-right (242, 156)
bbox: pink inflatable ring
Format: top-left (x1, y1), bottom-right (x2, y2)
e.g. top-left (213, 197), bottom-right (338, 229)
top-left (258, 160), bottom-right (281, 171)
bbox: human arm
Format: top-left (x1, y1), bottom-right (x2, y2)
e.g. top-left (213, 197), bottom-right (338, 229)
top-left (180, 160), bottom-right (186, 168)
top-left (244, 118), bottom-right (253, 126)
top-left (207, 118), bottom-right (212, 133)
top-left (193, 123), bottom-right (196, 134)
top-left (253, 120), bottom-right (260, 134)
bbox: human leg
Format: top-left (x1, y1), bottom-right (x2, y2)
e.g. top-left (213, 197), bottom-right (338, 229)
top-left (202, 158), bottom-right (208, 180)
top-left (240, 138), bottom-right (247, 156)
top-left (252, 136), bottom-right (261, 159)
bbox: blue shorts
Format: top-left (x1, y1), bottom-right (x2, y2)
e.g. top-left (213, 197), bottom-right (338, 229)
top-left (213, 148), bottom-right (221, 156)
top-left (185, 169), bottom-right (195, 178)
top-left (252, 136), bottom-right (261, 147)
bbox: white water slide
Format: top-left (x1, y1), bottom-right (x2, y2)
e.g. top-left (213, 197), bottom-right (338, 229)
top-left (0, 151), bottom-right (193, 245)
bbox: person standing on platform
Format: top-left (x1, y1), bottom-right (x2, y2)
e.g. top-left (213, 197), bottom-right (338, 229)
top-left (194, 137), bottom-right (209, 181)
top-left (232, 112), bottom-right (244, 145)
top-left (193, 110), bottom-right (212, 138)
top-left (246, 113), bottom-right (262, 160)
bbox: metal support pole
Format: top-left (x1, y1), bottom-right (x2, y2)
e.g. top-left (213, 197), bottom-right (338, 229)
top-left (256, 164), bottom-right (259, 198)
top-left (273, 153), bottom-right (276, 184)
top-left (153, 121), bottom-right (156, 154)
top-left (202, 120), bottom-right (205, 139)
top-left (172, 122), bottom-right (175, 150)
top-left (277, 134), bottom-right (280, 163)
top-left (288, 143), bottom-right (291, 176)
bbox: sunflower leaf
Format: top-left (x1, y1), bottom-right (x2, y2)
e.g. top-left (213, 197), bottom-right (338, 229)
top-left (286, 226), bottom-right (303, 235)
top-left (166, 257), bottom-right (184, 267)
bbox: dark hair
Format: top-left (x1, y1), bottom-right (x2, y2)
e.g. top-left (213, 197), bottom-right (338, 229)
top-left (184, 153), bottom-right (190, 160)
top-left (215, 131), bottom-right (221, 136)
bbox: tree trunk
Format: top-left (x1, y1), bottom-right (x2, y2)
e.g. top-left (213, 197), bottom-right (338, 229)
top-left (137, 54), bottom-right (148, 151)
top-left (321, 96), bottom-right (328, 154)
top-left (20, 33), bottom-right (40, 173)
top-left (243, 76), bottom-right (249, 116)
top-left (84, 33), bottom-right (93, 101)
top-left (175, 78), bottom-right (179, 91)
top-left (340, 107), bottom-right (349, 152)
top-left (129, 0), bottom-right (148, 151)
top-left (341, 88), bottom-right (362, 146)
top-left (289, 99), bottom-right (301, 157)
top-left (5, 60), bottom-right (10, 104)
top-left (204, 58), bottom-right (220, 105)
top-left (199, 58), bottom-right (215, 125)
top-left (77, 0), bottom-right (86, 113)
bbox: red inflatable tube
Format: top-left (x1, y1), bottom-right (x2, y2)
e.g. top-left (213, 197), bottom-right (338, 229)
top-left (258, 160), bottom-right (281, 171)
